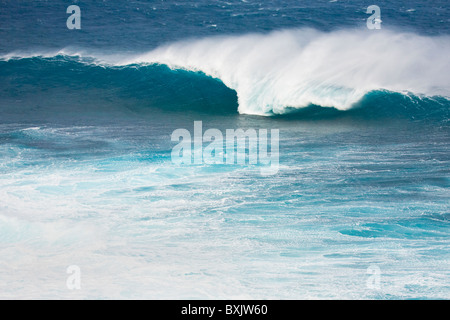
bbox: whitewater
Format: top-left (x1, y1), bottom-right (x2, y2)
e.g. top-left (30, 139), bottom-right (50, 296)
top-left (124, 29), bottom-right (450, 114)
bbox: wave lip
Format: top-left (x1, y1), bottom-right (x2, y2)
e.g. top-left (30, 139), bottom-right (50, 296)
top-left (121, 28), bottom-right (450, 115)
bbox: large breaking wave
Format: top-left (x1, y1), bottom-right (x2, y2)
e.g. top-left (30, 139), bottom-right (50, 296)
top-left (1, 28), bottom-right (449, 118)
top-left (123, 28), bottom-right (450, 115)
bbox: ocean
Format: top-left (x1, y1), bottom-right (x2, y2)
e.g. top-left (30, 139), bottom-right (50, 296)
top-left (0, 0), bottom-right (449, 299)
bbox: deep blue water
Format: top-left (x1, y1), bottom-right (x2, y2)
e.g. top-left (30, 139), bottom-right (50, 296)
top-left (0, 0), bottom-right (449, 299)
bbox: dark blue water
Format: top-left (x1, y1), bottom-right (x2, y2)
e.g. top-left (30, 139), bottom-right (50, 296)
top-left (1, 0), bottom-right (448, 53)
top-left (0, 0), bottom-right (449, 299)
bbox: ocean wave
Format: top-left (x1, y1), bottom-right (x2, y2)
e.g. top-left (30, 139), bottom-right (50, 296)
top-left (122, 28), bottom-right (450, 115)
top-left (1, 28), bottom-right (449, 118)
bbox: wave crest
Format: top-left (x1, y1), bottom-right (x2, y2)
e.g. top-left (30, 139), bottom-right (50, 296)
top-left (1, 28), bottom-right (449, 117)
top-left (121, 28), bottom-right (450, 115)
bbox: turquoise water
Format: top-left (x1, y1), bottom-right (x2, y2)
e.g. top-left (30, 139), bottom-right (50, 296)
top-left (0, 0), bottom-right (449, 299)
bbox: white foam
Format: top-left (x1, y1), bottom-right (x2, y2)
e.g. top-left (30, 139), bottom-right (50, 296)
top-left (121, 28), bottom-right (450, 115)
top-left (2, 28), bottom-right (449, 115)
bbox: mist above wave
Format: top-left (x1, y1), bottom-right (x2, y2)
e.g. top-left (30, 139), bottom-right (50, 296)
top-left (122, 28), bottom-right (450, 115)
top-left (2, 28), bottom-right (449, 116)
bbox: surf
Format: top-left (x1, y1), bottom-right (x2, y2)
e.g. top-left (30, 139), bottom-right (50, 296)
top-left (122, 28), bottom-right (450, 115)
top-left (1, 28), bottom-right (449, 118)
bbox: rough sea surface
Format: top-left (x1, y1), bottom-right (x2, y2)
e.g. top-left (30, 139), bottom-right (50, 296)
top-left (0, 0), bottom-right (449, 299)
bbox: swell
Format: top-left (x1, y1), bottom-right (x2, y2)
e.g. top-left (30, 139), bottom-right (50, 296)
top-left (0, 55), bottom-right (239, 118)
